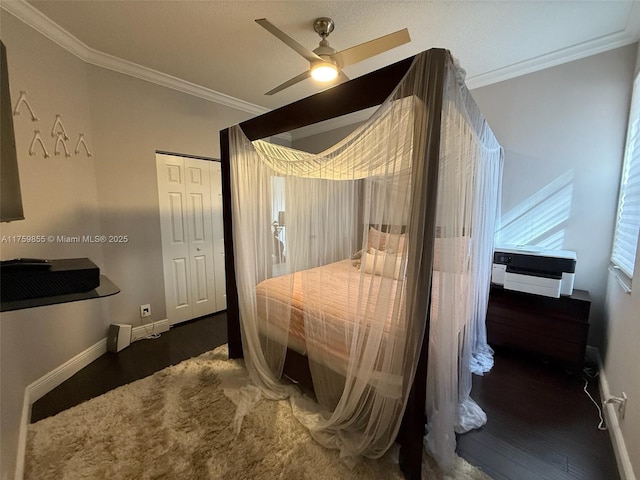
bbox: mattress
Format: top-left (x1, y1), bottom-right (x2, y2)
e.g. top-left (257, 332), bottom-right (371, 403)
top-left (256, 259), bottom-right (444, 374)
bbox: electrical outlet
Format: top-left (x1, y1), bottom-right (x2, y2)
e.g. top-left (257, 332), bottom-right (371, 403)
top-left (140, 304), bottom-right (151, 318)
top-left (605, 392), bottom-right (628, 420)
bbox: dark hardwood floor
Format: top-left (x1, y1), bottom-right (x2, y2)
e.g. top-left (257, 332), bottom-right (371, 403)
top-left (31, 312), bottom-right (228, 423)
top-left (32, 315), bottom-right (619, 480)
top-left (456, 347), bottom-right (619, 480)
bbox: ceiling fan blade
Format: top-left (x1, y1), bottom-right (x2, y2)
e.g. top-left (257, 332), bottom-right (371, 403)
top-left (332, 28), bottom-right (410, 69)
top-left (256, 18), bottom-right (323, 64)
top-left (265, 71), bottom-right (310, 96)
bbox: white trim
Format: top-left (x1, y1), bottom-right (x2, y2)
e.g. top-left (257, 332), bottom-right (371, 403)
top-left (466, 1), bottom-right (640, 90)
top-left (14, 390), bottom-right (31, 480)
top-left (0, 0), bottom-right (90, 61)
top-left (131, 319), bottom-right (170, 342)
top-left (4, 0), bottom-right (640, 115)
top-left (28, 339), bottom-right (107, 403)
top-left (20, 319), bottom-right (170, 408)
top-left (609, 265), bottom-right (633, 294)
top-left (14, 320), bottom-right (169, 480)
top-left (0, 0), bottom-right (268, 117)
top-left (587, 346), bottom-right (637, 480)
top-left (16, 337), bottom-right (107, 480)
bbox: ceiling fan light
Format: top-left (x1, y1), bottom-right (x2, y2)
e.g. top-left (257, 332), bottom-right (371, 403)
top-left (310, 61), bottom-right (338, 82)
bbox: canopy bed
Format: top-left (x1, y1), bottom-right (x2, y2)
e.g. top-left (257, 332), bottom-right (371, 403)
top-left (219, 48), bottom-right (503, 479)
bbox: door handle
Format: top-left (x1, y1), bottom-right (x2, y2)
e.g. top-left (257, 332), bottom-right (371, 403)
top-left (196, 247), bottom-right (201, 252)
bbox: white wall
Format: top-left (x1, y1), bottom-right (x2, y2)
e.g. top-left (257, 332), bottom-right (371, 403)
top-left (602, 41), bottom-right (640, 479)
top-left (0, 13), bottom-right (109, 479)
top-left (471, 45), bottom-right (637, 348)
top-left (0, 12), bottom-right (251, 480)
top-left (88, 60), bottom-right (249, 328)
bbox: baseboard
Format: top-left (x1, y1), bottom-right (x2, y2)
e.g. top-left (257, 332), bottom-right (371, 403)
top-left (131, 319), bottom-right (170, 342)
top-left (28, 338), bottom-right (107, 404)
top-left (14, 389), bottom-right (31, 480)
top-left (15, 318), bottom-right (168, 479)
top-left (24, 319), bottom-right (170, 402)
top-left (16, 336), bottom-right (107, 480)
top-left (586, 346), bottom-right (637, 480)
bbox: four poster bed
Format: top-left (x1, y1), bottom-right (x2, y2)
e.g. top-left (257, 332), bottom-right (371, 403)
top-left (219, 49), bottom-right (503, 479)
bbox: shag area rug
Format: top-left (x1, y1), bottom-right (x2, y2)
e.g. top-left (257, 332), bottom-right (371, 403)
top-left (26, 345), bottom-right (491, 480)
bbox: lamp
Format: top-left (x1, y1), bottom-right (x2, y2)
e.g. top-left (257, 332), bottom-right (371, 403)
top-left (310, 61), bottom-right (338, 82)
top-left (273, 211), bottom-right (285, 238)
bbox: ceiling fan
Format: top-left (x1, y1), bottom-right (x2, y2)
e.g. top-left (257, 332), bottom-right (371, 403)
top-left (256, 17), bottom-right (411, 95)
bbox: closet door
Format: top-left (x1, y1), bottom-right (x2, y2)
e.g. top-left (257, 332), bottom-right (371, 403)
top-left (184, 158), bottom-right (218, 318)
top-left (157, 154), bottom-right (224, 325)
top-left (157, 154), bottom-right (193, 324)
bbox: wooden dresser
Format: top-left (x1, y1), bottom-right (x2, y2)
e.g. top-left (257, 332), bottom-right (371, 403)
top-left (486, 285), bottom-right (591, 369)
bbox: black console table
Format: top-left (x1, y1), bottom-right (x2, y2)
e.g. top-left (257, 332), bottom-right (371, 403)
top-left (0, 275), bottom-right (119, 312)
top-left (486, 284), bottom-right (591, 369)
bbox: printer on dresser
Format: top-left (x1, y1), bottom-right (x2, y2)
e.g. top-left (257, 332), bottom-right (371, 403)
top-left (491, 247), bottom-right (576, 298)
top-left (487, 247), bottom-right (590, 369)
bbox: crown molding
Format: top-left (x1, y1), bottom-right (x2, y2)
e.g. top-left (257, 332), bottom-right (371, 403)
top-left (466, 1), bottom-right (640, 90)
top-left (0, 0), bottom-right (269, 117)
top-left (3, 0), bottom-right (639, 117)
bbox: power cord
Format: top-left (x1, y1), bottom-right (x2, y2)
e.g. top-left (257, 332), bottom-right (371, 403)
top-left (144, 320), bottom-right (161, 340)
top-left (582, 364), bottom-right (607, 431)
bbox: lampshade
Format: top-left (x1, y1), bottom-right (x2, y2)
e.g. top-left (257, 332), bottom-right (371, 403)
top-left (310, 61), bottom-right (338, 82)
top-left (278, 211), bottom-right (285, 226)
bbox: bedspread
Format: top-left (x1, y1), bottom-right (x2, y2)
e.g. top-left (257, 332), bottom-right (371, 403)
top-left (256, 259), bottom-right (444, 374)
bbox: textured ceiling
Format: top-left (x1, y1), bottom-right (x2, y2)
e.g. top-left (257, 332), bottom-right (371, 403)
top-left (14, 1), bottom-right (640, 111)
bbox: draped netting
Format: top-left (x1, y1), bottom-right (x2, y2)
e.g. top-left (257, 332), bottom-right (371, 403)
top-left (226, 50), bottom-right (503, 471)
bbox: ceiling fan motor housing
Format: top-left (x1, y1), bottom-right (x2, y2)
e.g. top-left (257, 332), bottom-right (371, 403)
top-left (313, 44), bottom-right (337, 57)
top-left (313, 18), bottom-right (337, 58)
top-left (313, 17), bottom-right (335, 38)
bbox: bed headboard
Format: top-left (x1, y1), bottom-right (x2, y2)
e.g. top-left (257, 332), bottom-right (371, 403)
top-left (369, 224), bottom-right (407, 234)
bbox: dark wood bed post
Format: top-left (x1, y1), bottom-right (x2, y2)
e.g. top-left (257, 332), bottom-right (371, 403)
top-left (397, 50), bottom-right (446, 480)
top-left (219, 49), bottom-right (448, 479)
top-left (220, 129), bottom-right (243, 359)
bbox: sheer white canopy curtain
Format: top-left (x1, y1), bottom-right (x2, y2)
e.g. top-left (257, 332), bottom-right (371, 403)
top-left (224, 50), bottom-right (503, 471)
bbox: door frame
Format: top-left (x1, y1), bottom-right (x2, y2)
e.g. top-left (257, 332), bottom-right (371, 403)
top-left (156, 151), bottom-right (226, 325)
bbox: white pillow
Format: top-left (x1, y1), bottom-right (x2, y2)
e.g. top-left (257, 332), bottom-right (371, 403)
top-left (367, 227), bottom-right (406, 254)
top-left (363, 248), bottom-right (406, 279)
top-left (362, 248), bottom-right (385, 275)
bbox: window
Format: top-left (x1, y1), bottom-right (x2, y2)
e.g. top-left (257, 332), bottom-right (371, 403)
top-left (611, 73), bottom-right (640, 288)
